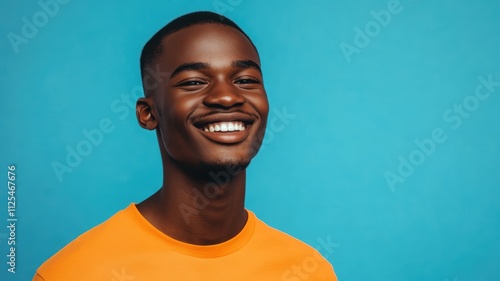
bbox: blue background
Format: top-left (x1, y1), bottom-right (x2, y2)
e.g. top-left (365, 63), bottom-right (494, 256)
top-left (1, 0), bottom-right (500, 280)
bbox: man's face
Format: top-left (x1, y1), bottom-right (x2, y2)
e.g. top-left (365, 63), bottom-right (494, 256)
top-left (148, 23), bottom-right (269, 170)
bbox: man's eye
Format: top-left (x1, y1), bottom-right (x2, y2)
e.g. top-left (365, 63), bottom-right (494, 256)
top-left (235, 78), bottom-right (259, 84)
top-left (177, 80), bottom-right (206, 86)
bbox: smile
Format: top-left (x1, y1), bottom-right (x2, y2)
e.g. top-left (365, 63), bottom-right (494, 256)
top-left (192, 112), bottom-right (256, 144)
top-left (202, 121), bottom-right (246, 132)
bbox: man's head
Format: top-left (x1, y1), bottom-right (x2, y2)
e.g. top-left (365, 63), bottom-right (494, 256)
top-left (140, 11), bottom-right (259, 89)
top-left (136, 11), bottom-right (269, 173)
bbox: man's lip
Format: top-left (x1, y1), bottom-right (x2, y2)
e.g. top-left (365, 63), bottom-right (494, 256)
top-left (191, 112), bottom-right (256, 128)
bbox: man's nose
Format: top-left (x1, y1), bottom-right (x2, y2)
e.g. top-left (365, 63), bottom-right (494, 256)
top-left (202, 80), bottom-right (245, 108)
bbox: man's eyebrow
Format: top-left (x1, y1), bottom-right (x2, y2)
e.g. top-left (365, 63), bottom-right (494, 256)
top-left (170, 62), bottom-right (210, 79)
top-left (232, 60), bottom-right (261, 73)
top-left (169, 60), bottom-right (261, 80)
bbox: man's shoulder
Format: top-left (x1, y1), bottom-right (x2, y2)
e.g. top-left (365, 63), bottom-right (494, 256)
top-left (35, 205), bottom-right (135, 277)
top-left (249, 212), bottom-right (337, 280)
top-left (251, 212), bottom-right (329, 257)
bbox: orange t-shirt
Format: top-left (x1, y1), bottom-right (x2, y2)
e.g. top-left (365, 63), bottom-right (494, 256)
top-left (33, 204), bottom-right (337, 281)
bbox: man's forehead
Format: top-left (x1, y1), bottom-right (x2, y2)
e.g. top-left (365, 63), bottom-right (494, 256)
top-left (158, 23), bottom-right (259, 67)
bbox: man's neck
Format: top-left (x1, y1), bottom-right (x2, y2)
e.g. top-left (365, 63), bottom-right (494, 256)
top-left (137, 160), bottom-right (248, 245)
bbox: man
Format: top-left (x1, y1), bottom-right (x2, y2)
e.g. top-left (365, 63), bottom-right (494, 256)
top-left (34, 11), bottom-right (337, 280)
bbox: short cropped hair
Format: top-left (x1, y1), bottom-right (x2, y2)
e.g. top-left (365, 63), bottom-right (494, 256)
top-left (140, 11), bottom-right (258, 81)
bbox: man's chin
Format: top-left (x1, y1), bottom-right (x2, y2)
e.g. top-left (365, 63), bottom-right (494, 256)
top-left (166, 152), bottom-right (251, 177)
top-left (199, 159), bottom-right (250, 175)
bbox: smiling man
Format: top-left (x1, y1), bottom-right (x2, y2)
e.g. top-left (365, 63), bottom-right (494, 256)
top-left (33, 11), bottom-right (337, 281)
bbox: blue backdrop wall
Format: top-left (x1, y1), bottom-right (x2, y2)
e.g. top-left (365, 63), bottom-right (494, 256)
top-left (1, 0), bottom-right (500, 280)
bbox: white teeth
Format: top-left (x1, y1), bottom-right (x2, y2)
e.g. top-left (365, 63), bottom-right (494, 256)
top-left (202, 122), bottom-right (246, 132)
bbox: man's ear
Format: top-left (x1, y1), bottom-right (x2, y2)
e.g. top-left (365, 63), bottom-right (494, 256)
top-left (136, 97), bottom-right (158, 130)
